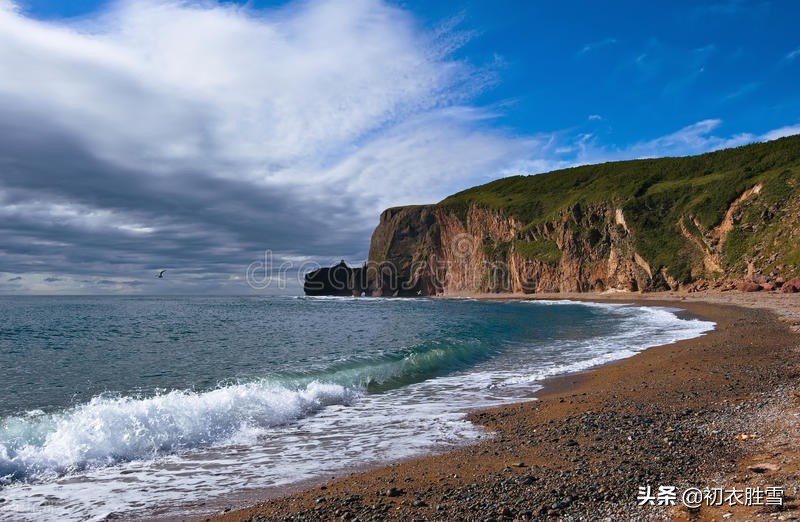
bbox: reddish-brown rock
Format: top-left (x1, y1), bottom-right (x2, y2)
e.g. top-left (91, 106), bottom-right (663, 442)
top-left (368, 204), bottom-right (673, 295)
top-left (738, 281), bottom-right (763, 292)
top-left (780, 277), bottom-right (800, 293)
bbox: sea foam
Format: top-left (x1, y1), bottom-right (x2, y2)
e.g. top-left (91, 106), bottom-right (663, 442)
top-left (0, 381), bottom-right (356, 482)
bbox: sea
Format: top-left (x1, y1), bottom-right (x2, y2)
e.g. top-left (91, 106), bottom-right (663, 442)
top-left (0, 296), bottom-right (714, 521)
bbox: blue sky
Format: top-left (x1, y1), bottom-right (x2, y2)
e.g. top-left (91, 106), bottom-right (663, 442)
top-left (1, 0), bottom-right (798, 293)
top-left (438, 1), bottom-right (800, 143)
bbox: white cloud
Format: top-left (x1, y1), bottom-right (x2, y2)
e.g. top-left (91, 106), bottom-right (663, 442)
top-left (578, 37), bottom-right (616, 55)
top-left (722, 81), bottom-right (760, 102)
top-left (502, 120), bottom-right (800, 176)
top-left (622, 119), bottom-right (753, 158)
top-left (0, 0), bottom-right (529, 293)
top-left (0, 0), bottom-right (489, 176)
top-left (622, 120), bottom-right (799, 159)
top-left (760, 124), bottom-right (800, 142)
top-left (0, 0), bottom-right (18, 12)
top-left (323, 107), bottom-right (535, 214)
top-left (786, 47), bottom-right (800, 61)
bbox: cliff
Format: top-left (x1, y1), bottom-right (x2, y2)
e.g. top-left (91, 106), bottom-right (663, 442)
top-left (367, 135), bottom-right (800, 295)
top-left (304, 260), bottom-right (368, 296)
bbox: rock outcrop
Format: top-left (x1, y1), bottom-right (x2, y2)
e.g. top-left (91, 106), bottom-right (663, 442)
top-left (304, 260), bottom-right (368, 296)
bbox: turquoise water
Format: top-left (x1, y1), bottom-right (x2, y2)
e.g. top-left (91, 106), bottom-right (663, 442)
top-left (0, 296), bottom-right (628, 415)
top-left (0, 296), bottom-right (713, 520)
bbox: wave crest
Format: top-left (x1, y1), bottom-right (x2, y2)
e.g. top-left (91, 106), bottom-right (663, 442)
top-left (0, 381), bottom-right (356, 482)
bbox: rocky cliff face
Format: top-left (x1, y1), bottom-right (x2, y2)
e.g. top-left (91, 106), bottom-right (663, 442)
top-left (366, 137), bottom-right (800, 295)
top-left (367, 203), bottom-right (669, 295)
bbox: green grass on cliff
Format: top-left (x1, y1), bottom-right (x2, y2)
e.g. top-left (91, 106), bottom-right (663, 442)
top-left (514, 239), bottom-right (562, 263)
top-left (439, 135), bottom-right (800, 282)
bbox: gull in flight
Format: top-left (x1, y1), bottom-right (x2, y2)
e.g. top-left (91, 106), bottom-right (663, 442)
top-left (157, 270), bottom-right (166, 279)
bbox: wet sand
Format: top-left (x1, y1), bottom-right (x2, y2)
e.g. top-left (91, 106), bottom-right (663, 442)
top-left (202, 292), bottom-right (799, 521)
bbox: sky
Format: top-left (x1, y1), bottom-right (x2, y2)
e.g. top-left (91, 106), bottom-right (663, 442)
top-left (0, 0), bottom-right (798, 295)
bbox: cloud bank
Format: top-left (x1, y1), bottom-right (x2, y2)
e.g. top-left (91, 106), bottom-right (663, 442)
top-left (0, 0), bottom-right (797, 294)
top-left (0, 0), bottom-right (532, 293)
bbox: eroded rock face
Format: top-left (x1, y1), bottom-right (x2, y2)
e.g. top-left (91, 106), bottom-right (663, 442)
top-left (366, 161), bottom-right (800, 296)
top-left (367, 203), bottom-right (670, 295)
top-left (361, 137), bottom-right (800, 296)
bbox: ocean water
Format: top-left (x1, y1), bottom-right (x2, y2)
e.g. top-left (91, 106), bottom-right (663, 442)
top-left (0, 296), bottom-right (714, 520)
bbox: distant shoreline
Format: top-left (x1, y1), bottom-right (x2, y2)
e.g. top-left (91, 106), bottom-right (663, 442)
top-left (207, 290), bottom-right (800, 521)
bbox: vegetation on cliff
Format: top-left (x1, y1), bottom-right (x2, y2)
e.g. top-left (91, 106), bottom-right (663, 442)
top-left (436, 135), bottom-right (800, 288)
top-left (368, 135), bottom-right (800, 294)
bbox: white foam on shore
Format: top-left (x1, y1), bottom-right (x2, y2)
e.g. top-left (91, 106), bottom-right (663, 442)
top-left (500, 301), bottom-right (715, 386)
top-left (0, 300), bottom-right (714, 521)
top-left (0, 386), bottom-right (484, 522)
top-left (0, 381), bottom-right (357, 483)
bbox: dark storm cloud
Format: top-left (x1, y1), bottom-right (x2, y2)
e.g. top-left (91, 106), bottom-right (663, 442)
top-left (0, 0), bottom-right (535, 293)
top-left (0, 105), bottom-right (368, 286)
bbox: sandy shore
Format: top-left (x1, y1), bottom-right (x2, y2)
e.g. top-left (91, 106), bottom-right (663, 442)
top-left (201, 291), bottom-right (799, 522)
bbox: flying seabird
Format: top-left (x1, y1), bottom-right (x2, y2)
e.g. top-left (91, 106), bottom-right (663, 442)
top-left (157, 270), bottom-right (166, 278)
